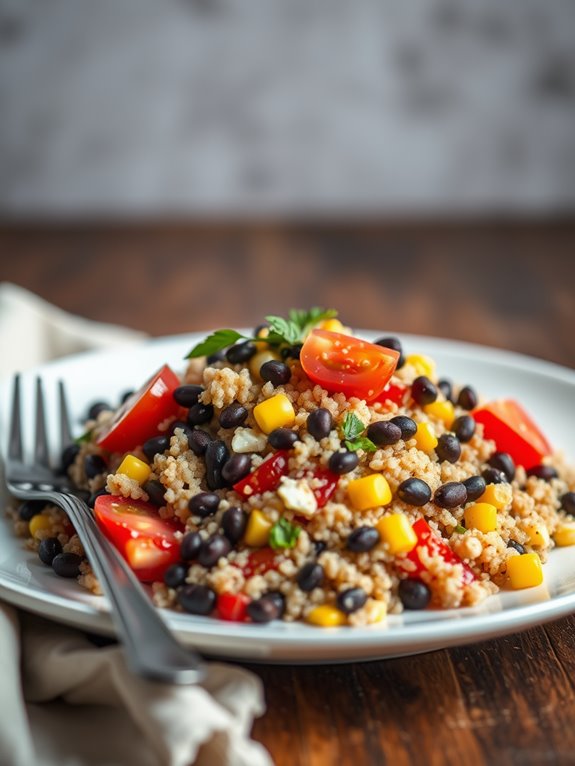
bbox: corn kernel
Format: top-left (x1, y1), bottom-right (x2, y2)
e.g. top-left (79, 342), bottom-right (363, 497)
top-left (507, 552), bottom-right (543, 589)
top-left (376, 514), bottom-right (417, 555)
top-left (478, 483), bottom-right (513, 510)
top-left (318, 318), bottom-right (345, 333)
top-left (253, 393), bottom-right (295, 434)
top-left (347, 474), bottom-right (392, 511)
top-left (554, 523), bottom-right (575, 547)
top-left (29, 513), bottom-right (52, 538)
top-left (423, 400), bottom-right (455, 428)
top-left (244, 510), bottom-right (273, 547)
top-left (117, 454), bottom-right (151, 485)
top-left (523, 523), bottom-right (550, 548)
top-left (254, 326), bottom-right (270, 351)
top-left (249, 349), bottom-right (281, 379)
top-left (464, 503), bottom-right (498, 533)
top-left (306, 605), bottom-right (347, 627)
top-left (405, 354), bottom-right (436, 379)
top-left (414, 422), bottom-right (438, 453)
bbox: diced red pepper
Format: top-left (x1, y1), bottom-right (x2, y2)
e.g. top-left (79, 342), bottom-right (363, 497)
top-left (404, 518), bottom-right (476, 586)
top-left (375, 381), bottom-right (409, 407)
top-left (233, 451), bottom-right (290, 497)
top-left (311, 468), bottom-right (339, 508)
top-left (242, 547), bottom-right (279, 577)
top-left (217, 592), bottom-right (251, 622)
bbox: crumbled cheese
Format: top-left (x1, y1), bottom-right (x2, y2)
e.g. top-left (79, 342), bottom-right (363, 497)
top-left (278, 476), bottom-right (318, 518)
top-left (231, 427), bottom-right (267, 453)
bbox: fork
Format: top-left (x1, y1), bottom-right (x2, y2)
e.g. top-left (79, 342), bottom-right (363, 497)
top-left (4, 374), bottom-right (205, 685)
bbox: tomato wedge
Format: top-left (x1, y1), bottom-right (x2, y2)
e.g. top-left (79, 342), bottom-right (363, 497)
top-left (94, 495), bottom-right (181, 582)
top-left (472, 399), bottom-right (552, 470)
top-left (404, 518), bottom-right (476, 586)
top-left (374, 381), bottom-right (410, 407)
top-left (300, 330), bottom-right (399, 402)
top-left (97, 364), bottom-right (181, 453)
top-left (217, 592), bottom-right (251, 622)
top-left (233, 451), bottom-right (290, 497)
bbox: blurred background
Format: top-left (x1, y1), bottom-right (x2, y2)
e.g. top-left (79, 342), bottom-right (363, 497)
top-left (0, 0), bottom-right (574, 365)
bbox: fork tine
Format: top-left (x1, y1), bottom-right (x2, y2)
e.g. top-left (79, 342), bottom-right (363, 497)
top-left (8, 374), bottom-right (23, 462)
top-left (58, 380), bottom-right (74, 449)
top-left (34, 377), bottom-right (50, 467)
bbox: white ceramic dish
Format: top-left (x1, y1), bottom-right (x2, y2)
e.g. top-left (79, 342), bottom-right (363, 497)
top-left (1, 332), bottom-right (574, 663)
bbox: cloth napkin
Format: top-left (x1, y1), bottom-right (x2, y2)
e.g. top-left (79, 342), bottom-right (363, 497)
top-left (0, 283), bottom-right (273, 766)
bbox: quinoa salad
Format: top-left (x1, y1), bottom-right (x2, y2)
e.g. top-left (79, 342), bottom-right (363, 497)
top-left (8, 308), bottom-right (575, 628)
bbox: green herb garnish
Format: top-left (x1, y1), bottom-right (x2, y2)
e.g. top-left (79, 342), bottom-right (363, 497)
top-left (340, 412), bottom-right (377, 453)
top-left (75, 429), bottom-right (93, 444)
top-left (345, 435), bottom-right (378, 453)
top-left (455, 524), bottom-right (467, 534)
top-left (269, 517), bottom-right (301, 550)
top-left (186, 329), bottom-right (249, 359)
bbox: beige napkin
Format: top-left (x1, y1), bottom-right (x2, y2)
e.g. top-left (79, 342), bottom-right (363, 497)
top-left (0, 283), bottom-right (272, 766)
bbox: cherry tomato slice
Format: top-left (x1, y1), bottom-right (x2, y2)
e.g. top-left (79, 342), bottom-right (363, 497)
top-left (94, 495), bottom-right (180, 582)
top-left (217, 592), bottom-right (251, 622)
top-left (472, 399), bottom-right (552, 470)
top-left (97, 364), bottom-right (181, 454)
top-left (404, 518), bottom-right (476, 586)
top-left (300, 330), bottom-right (399, 402)
top-left (374, 381), bottom-right (410, 407)
top-left (233, 451), bottom-right (290, 497)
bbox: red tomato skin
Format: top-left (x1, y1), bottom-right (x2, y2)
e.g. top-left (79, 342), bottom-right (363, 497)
top-left (300, 330), bottom-right (399, 402)
top-left (97, 364), bottom-right (181, 454)
top-left (233, 451), bottom-right (290, 497)
top-left (93, 495), bottom-right (181, 582)
top-left (404, 518), bottom-right (476, 586)
top-left (311, 468), bottom-right (339, 508)
top-left (374, 381), bottom-right (409, 407)
top-left (472, 399), bottom-right (552, 470)
top-left (217, 592), bottom-right (251, 622)
top-left (242, 548), bottom-right (279, 577)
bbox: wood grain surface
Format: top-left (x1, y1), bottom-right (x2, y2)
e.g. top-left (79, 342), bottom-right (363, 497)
top-left (1, 222), bottom-right (574, 766)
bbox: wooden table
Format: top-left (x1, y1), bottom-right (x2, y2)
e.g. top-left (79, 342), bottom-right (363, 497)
top-left (1, 222), bottom-right (575, 765)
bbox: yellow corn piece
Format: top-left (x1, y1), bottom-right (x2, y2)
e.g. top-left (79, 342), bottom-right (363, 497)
top-left (523, 523), bottom-right (550, 548)
top-left (423, 400), bottom-right (455, 429)
top-left (117, 454), bottom-right (151, 485)
top-left (376, 513), bottom-right (417, 555)
top-left (507, 552), bottom-right (543, 589)
top-left (414, 422), bottom-right (438, 453)
top-left (244, 510), bottom-right (273, 547)
top-left (249, 349), bottom-right (281, 379)
top-left (478, 483), bottom-right (513, 510)
top-left (254, 326), bottom-right (270, 351)
top-left (29, 513), bottom-right (52, 538)
top-left (318, 318), bottom-right (345, 333)
top-left (554, 523), bottom-right (575, 547)
top-left (347, 474), bottom-right (392, 511)
top-left (253, 393), bottom-right (295, 433)
top-left (306, 605), bottom-right (347, 627)
top-left (464, 502), bottom-right (498, 533)
top-left (405, 354), bottom-right (436, 379)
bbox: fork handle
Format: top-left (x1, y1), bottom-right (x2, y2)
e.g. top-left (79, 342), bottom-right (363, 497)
top-left (42, 491), bottom-right (205, 684)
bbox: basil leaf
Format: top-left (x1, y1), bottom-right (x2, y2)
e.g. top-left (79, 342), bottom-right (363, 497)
top-left (269, 517), bottom-right (301, 550)
top-left (345, 436), bottom-right (378, 453)
top-left (341, 412), bottom-right (366, 441)
top-left (455, 524), bottom-right (467, 534)
top-left (185, 329), bottom-right (248, 359)
top-left (75, 429), bottom-right (93, 445)
top-left (265, 315), bottom-right (301, 346)
top-left (296, 307), bottom-right (338, 337)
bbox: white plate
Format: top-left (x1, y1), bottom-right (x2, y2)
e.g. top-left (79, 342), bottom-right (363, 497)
top-left (1, 332), bottom-right (575, 663)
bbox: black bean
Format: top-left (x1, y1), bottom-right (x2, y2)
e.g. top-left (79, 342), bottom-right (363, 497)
top-left (307, 408), bottom-right (333, 441)
top-left (374, 336), bottom-right (405, 368)
top-left (434, 482), bottom-right (467, 509)
top-left (88, 487), bottom-right (109, 508)
top-left (346, 526), bottom-right (380, 552)
top-left (367, 420), bottom-right (402, 446)
top-left (247, 592), bottom-right (285, 623)
top-left (398, 579), bottom-right (431, 610)
top-left (457, 386), bottom-right (478, 410)
top-left (52, 552), bottom-right (82, 578)
top-left (221, 507), bottom-right (248, 543)
top-left (488, 452), bottom-right (516, 482)
top-left (204, 440), bottom-right (229, 490)
top-left (411, 376), bottom-right (438, 406)
top-left (168, 420), bottom-right (195, 441)
top-left (88, 401), bottom-right (111, 420)
top-left (527, 464), bottom-right (559, 482)
top-left (462, 475), bottom-right (487, 502)
top-left (507, 540), bottom-right (526, 555)
top-left (163, 563), bottom-right (188, 589)
top-left (329, 450), bottom-right (359, 475)
top-left (452, 415), bottom-right (476, 443)
top-left (119, 390), bottom-right (134, 405)
top-left (336, 587), bottom-right (368, 614)
top-left (219, 402), bottom-right (248, 429)
top-left (561, 492), bottom-right (575, 515)
top-left (390, 416), bottom-right (417, 440)
top-left (187, 402), bottom-right (214, 426)
top-left (296, 562), bottom-right (324, 592)
top-left (38, 537), bottom-right (62, 566)
top-left (61, 443), bottom-right (80, 473)
top-left (313, 540), bottom-right (327, 556)
top-left (143, 435), bottom-right (170, 461)
top-left (84, 453), bottom-right (107, 479)
top-left (197, 535), bottom-right (232, 569)
top-left (222, 454), bottom-right (252, 486)
top-left (260, 360), bottom-right (291, 387)
top-left (178, 584), bottom-right (217, 615)
top-left (281, 344), bottom-right (303, 360)
top-left (397, 478), bottom-right (431, 506)
top-left (437, 379), bottom-right (453, 402)
top-left (268, 428), bottom-right (299, 450)
top-left (173, 385), bottom-right (204, 407)
top-left (144, 480), bottom-right (166, 506)
top-left (188, 492), bottom-right (220, 518)
top-left (180, 531), bottom-right (202, 562)
top-left (482, 467), bottom-right (508, 485)
top-left (187, 429), bottom-right (212, 456)
top-left (207, 350), bottom-right (226, 365)
top-left (226, 341), bottom-right (256, 364)
top-left (435, 433), bottom-right (461, 464)
top-left (18, 499), bottom-right (46, 521)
